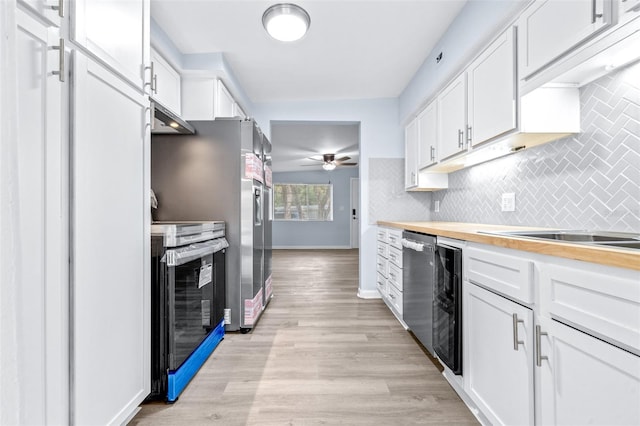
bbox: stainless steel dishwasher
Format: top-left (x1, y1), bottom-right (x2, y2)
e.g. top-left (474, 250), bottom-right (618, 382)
top-left (402, 231), bottom-right (437, 355)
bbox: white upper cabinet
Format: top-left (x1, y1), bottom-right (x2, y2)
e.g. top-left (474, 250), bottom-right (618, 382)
top-left (216, 79), bottom-right (235, 117)
top-left (182, 77), bottom-right (244, 120)
top-left (150, 47), bottom-right (181, 114)
top-left (18, 0), bottom-right (62, 25)
top-left (519, 0), bottom-right (614, 80)
top-left (417, 101), bottom-right (438, 169)
top-left (437, 73), bottom-right (467, 161)
top-left (467, 27), bottom-right (517, 147)
top-left (71, 0), bottom-right (150, 90)
top-left (16, 7), bottom-right (66, 425)
top-left (404, 118), bottom-right (419, 189)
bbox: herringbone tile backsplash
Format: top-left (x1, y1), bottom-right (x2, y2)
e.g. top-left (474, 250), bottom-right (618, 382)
top-left (431, 61), bottom-right (640, 232)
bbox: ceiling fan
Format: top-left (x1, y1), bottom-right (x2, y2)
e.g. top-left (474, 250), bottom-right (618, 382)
top-left (304, 153), bottom-right (358, 171)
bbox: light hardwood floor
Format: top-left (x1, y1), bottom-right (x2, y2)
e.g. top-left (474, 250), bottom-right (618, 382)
top-left (131, 249), bottom-right (478, 425)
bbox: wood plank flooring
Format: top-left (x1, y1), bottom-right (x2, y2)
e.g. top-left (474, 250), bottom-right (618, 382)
top-left (130, 249), bottom-right (478, 425)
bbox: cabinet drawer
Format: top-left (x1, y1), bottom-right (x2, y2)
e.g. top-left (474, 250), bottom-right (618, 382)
top-left (376, 272), bottom-right (387, 297)
top-left (465, 245), bottom-right (534, 304)
top-left (540, 262), bottom-right (640, 354)
top-left (377, 241), bottom-right (389, 258)
top-left (388, 263), bottom-right (403, 291)
top-left (387, 283), bottom-right (403, 317)
top-left (377, 228), bottom-right (388, 242)
top-left (376, 255), bottom-right (388, 278)
top-left (388, 245), bottom-right (403, 268)
top-left (387, 229), bottom-right (403, 249)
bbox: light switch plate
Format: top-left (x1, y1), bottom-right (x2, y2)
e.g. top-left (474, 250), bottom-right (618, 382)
top-left (502, 193), bottom-right (516, 212)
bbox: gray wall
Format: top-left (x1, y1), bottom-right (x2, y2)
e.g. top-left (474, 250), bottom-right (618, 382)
top-left (273, 168), bottom-right (359, 248)
top-left (431, 62), bottom-right (640, 233)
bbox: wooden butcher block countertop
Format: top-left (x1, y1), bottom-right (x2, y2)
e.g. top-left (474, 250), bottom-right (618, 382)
top-left (377, 221), bottom-right (640, 272)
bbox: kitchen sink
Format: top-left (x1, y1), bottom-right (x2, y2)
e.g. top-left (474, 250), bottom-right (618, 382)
top-left (479, 230), bottom-right (640, 250)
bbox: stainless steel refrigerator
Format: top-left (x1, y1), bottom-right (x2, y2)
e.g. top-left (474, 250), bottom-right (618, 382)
top-left (151, 118), bottom-right (271, 332)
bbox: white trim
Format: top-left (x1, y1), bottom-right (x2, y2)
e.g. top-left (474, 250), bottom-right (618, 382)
top-left (273, 245), bottom-right (352, 250)
top-left (357, 289), bottom-right (381, 299)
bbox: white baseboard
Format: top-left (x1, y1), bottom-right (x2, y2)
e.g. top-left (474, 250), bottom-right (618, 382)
top-left (273, 246), bottom-right (353, 250)
top-left (357, 289), bottom-right (381, 299)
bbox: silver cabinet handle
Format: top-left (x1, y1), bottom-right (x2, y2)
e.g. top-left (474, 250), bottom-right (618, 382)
top-left (430, 146), bottom-right (436, 162)
top-left (51, 0), bottom-right (63, 17)
top-left (52, 38), bottom-right (64, 82)
top-left (467, 125), bottom-right (472, 145)
top-left (592, 0), bottom-right (603, 22)
top-left (457, 129), bottom-right (464, 148)
top-left (150, 62), bottom-right (158, 94)
top-left (535, 325), bottom-right (549, 366)
top-left (512, 313), bottom-right (524, 350)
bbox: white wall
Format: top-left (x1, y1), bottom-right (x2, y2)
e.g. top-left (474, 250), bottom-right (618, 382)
top-left (254, 98), bottom-right (402, 298)
top-left (273, 168), bottom-right (359, 248)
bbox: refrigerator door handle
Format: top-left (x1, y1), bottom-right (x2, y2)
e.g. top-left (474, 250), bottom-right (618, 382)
top-left (254, 187), bottom-right (263, 226)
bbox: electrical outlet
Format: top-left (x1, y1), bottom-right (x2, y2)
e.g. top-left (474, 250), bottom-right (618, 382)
top-left (501, 193), bottom-right (516, 212)
top-left (434, 200), bottom-right (440, 212)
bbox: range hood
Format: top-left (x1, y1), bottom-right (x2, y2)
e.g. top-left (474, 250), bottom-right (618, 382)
top-left (151, 99), bottom-right (195, 135)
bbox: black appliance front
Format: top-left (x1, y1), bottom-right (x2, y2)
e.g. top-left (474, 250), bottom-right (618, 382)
top-left (150, 239), bottom-right (226, 400)
top-left (433, 243), bottom-right (463, 375)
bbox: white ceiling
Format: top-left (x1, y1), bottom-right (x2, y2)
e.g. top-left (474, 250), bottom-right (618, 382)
top-left (151, 0), bottom-right (467, 103)
top-left (151, 0), bottom-right (468, 171)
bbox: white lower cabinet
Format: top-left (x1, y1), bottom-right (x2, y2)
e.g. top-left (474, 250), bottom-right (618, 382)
top-left (464, 281), bottom-right (535, 426)
top-left (536, 316), bottom-right (640, 426)
top-left (71, 50), bottom-right (150, 425)
top-left (376, 227), bottom-right (404, 322)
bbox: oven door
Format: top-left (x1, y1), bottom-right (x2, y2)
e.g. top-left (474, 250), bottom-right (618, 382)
top-left (167, 252), bottom-right (215, 370)
top-left (433, 243), bottom-right (463, 374)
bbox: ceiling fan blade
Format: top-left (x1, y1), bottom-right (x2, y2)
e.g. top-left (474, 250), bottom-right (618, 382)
top-left (337, 162), bottom-right (358, 166)
top-left (306, 157), bottom-right (324, 162)
top-left (335, 156), bottom-right (351, 162)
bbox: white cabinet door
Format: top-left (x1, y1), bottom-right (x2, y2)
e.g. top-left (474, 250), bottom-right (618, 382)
top-left (437, 73), bottom-right (467, 160)
top-left (15, 8), bottom-right (66, 425)
top-left (71, 51), bottom-right (150, 426)
top-left (151, 48), bottom-right (181, 114)
top-left (519, 0), bottom-right (613, 79)
top-left (537, 317), bottom-right (640, 425)
top-left (404, 118), bottom-right (418, 189)
top-left (468, 27), bottom-right (517, 147)
top-left (182, 77), bottom-right (215, 120)
top-left (216, 79), bottom-right (235, 117)
top-left (417, 101), bottom-right (438, 169)
top-left (71, 0), bottom-right (150, 90)
top-left (464, 282), bottom-right (535, 426)
top-left (18, 0), bottom-right (61, 25)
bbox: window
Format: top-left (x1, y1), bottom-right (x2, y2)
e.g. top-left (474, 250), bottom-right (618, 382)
top-left (273, 184), bottom-right (333, 221)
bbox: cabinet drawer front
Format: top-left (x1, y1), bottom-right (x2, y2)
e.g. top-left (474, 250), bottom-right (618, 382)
top-left (388, 263), bottom-right (403, 291)
top-left (376, 255), bottom-right (388, 278)
top-left (465, 246), bottom-right (534, 304)
top-left (541, 263), bottom-right (640, 354)
top-left (387, 229), bottom-right (403, 249)
top-left (387, 283), bottom-right (403, 316)
top-left (376, 272), bottom-right (387, 297)
top-left (376, 242), bottom-right (389, 258)
top-left (388, 245), bottom-right (403, 268)
top-left (377, 228), bottom-right (388, 242)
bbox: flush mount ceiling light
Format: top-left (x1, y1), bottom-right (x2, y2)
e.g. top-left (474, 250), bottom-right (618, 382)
top-left (262, 3), bottom-right (310, 42)
top-left (322, 162), bottom-right (336, 171)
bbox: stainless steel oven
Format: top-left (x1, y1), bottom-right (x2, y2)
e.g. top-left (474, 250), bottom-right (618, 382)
top-left (150, 221), bottom-right (228, 402)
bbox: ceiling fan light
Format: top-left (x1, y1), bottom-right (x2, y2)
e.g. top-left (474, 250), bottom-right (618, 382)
top-left (263, 3), bottom-right (310, 42)
top-left (322, 162), bottom-right (336, 171)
